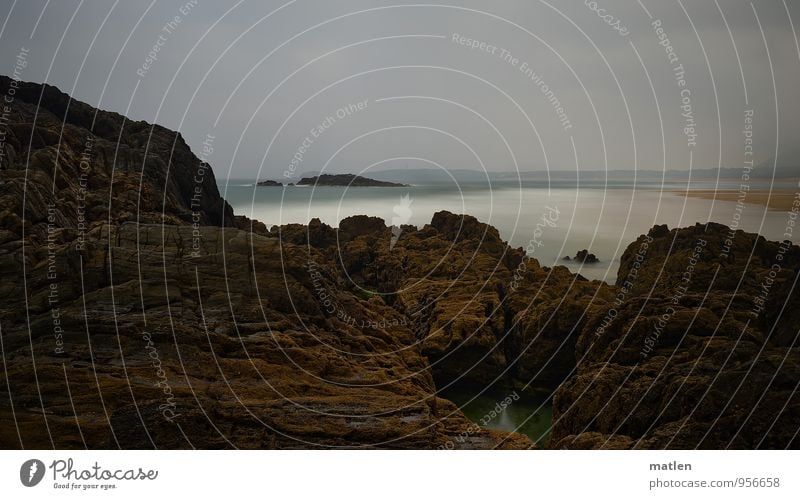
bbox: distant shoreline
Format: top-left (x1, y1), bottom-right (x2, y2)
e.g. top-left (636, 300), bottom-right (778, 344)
top-left (671, 188), bottom-right (800, 211)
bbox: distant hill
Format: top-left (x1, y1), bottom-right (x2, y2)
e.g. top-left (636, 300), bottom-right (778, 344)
top-left (366, 168), bottom-right (492, 185)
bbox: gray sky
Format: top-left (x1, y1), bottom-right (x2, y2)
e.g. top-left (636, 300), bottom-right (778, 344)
top-left (1, 0), bottom-right (798, 179)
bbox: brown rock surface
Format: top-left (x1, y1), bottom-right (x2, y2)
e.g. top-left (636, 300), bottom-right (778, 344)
top-left (2, 78), bottom-right (798, 450)
top-left (0, 78), bottom-right (530, 449)
top-left (551, 223), bottom-right (800, 449)
top-left (288, 210), bottom-right (615, 399)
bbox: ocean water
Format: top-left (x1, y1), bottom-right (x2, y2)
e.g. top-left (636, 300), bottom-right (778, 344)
top-left (221, 179), bottom-right (793, 283)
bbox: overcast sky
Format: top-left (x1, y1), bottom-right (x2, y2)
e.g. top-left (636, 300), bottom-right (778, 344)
top-left (1, 0), bottom-right (798, 180)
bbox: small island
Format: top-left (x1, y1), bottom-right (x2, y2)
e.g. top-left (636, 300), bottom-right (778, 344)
top-left (563, 249), bottom-right (599, 264)
top-left (297, 174), bottom-right (407, 187)
top-left (256, 180), bottom-right (283, 186)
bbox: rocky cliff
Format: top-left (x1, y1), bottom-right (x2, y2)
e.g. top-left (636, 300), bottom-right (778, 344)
top-left (1, 78), bottom-right (798, 449)
top-left (0, 77), bottom-right (527, 449)
top-left (551, 223), bottom-right (800, 448)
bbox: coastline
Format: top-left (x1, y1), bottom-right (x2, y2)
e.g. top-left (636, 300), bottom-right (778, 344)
top-left (671, 187), bottom-right (799, 211)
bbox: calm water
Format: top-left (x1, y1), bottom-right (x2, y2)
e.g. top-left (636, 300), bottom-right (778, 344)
top-left (441, 387), bottom-right (553, 446)
top-left (221, 179), bottom-right (792, 282)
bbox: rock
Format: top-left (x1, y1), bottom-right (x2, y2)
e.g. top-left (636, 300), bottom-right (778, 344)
top-left (567, 249), bottom-right (598, 263)
top-left (281, 208), bottom-right (614, 400)
top-left (0, 78), bottom-right (528, 450)
top-left (0, 76), bottom-right (241, 231)
top-left (2, 77), bottom-right (798, 450)
top-left (338, 215), bottom-right (387, 241)
top-left (551, 223), bottom-right (800, 449)
top-left (257, 180), bottom-right (282, 186)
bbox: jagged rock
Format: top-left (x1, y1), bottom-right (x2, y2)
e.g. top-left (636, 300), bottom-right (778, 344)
top-left (0, 78), bottom-right (529, 450)
top-left (284, 209), bottom-right (615, 399)
top-left (564, 249), bottom-right (598, 263)
top-left (551, 223), bottom-right (800, 449)
top-left (338, 215), bottom-right (387, 241)
top-left (2, 77), bottom-right (798, 450)
top-left (0, 76), bottom-right (243, 232)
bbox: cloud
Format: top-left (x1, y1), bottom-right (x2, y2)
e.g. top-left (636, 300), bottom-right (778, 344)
top-left (1, 0), bottom-right (798, 177)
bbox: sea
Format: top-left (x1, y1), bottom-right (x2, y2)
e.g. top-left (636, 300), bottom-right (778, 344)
top-left (220, 178), bottom-right (794, 283)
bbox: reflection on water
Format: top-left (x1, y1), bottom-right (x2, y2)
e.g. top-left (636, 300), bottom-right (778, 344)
top-left (442, 387), bottom-right (552, 446)
top-left (222, 180), bottom-right (794, 284)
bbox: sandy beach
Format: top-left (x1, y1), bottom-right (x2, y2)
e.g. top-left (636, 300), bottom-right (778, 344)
top-left (674, 188), bottom-right (799, 211)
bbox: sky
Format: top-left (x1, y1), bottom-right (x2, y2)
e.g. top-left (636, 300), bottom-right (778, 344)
top-left (0, 0), bottom-right (798, 180)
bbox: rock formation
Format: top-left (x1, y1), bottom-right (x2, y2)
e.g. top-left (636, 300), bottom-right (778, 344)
top-left (0, 77), bottom-right (527, 449)
top-left (564, 249), bottom-right (599, 264)
top-left (1, 77), bottom-right (797, 449)
top-left (550, 223), bottom-right (800, 448)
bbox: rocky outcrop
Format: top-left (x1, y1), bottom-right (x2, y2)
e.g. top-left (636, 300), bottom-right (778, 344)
top-left (550, 223), bottom-right (800, 449)
top-left (288, 210), bottom-right (616, 399)
top-left (2, 78), bottom-right (798, 450)
top-left (0, 76), bottom-right (242, 231)
top-left (0, 78), bottom-right (528, 449)
top-left (564, 249), bottom-right (598, 264)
